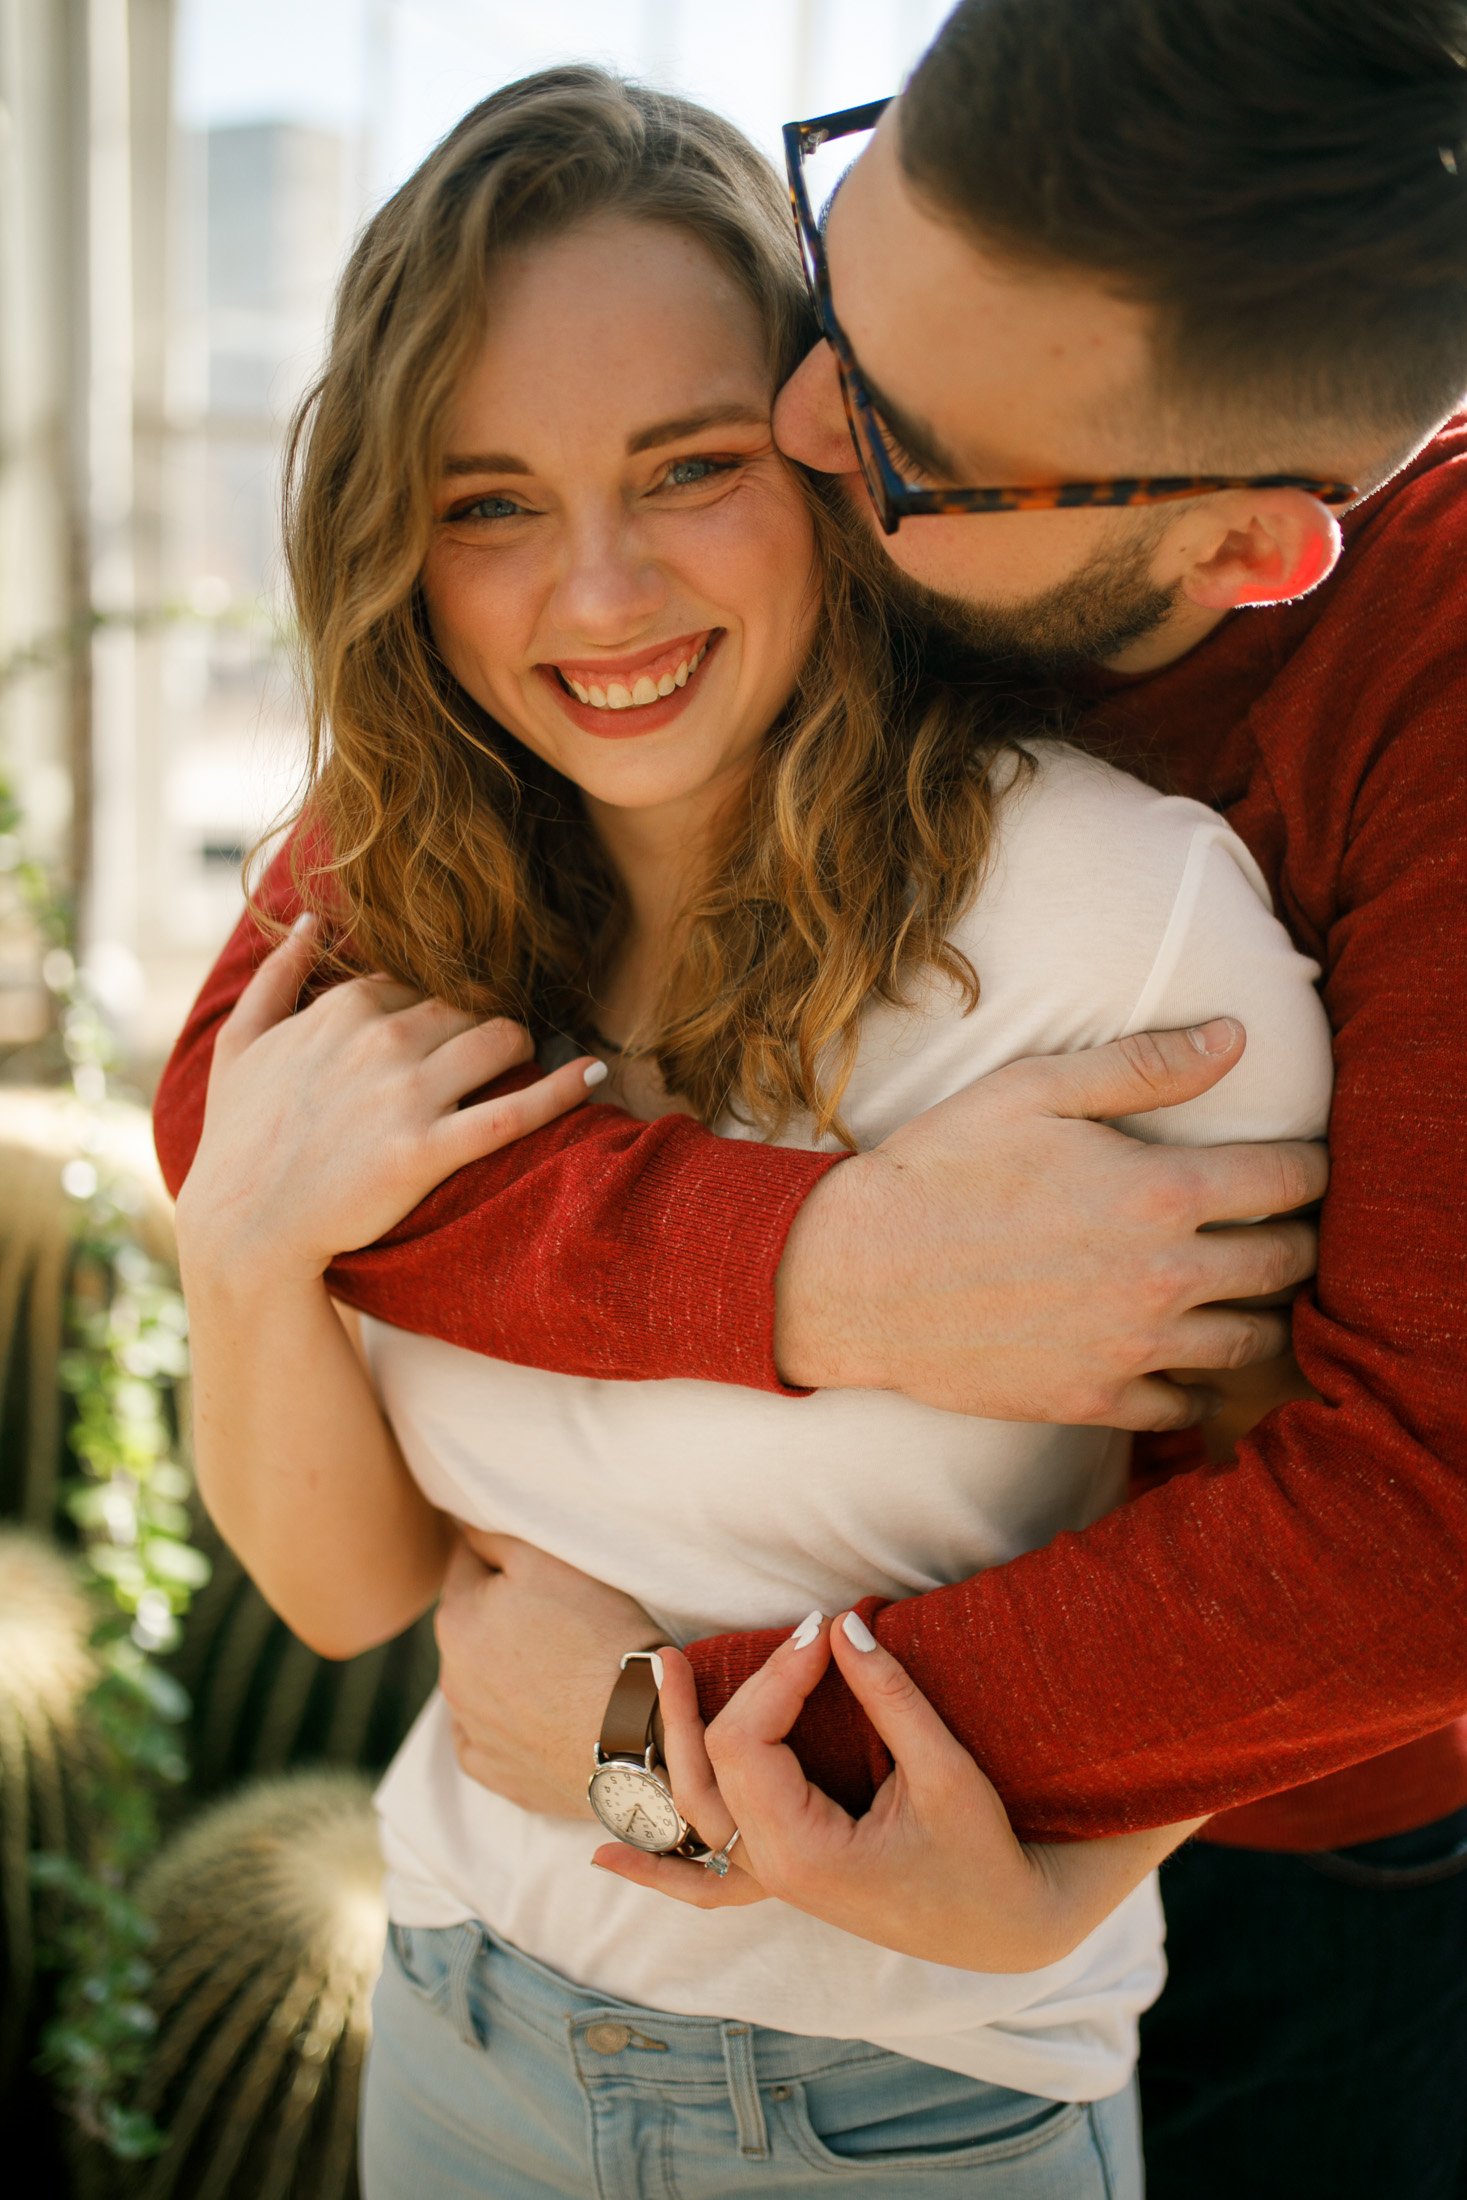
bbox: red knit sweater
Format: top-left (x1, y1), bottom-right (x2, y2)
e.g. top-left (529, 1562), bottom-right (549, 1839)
top-left (152, 423), bottom-right (1467, 1851)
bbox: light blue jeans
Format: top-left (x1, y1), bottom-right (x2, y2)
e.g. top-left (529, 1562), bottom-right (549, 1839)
top-left (360, 1919), bottom-right (1143, 2198)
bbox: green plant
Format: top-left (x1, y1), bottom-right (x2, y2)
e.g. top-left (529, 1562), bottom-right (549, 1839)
top-left (3, 771), bottom-right (207, 2163)
top-left (122, 1772), bottom-right (384, 2200)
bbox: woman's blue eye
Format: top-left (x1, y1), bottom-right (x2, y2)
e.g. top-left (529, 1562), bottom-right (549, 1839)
top-left (452, 494), bottom-right (526, 523)
top-left (664, 456), bottom-right (734, 489)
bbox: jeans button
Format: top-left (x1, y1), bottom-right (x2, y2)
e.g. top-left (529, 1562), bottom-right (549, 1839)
top-left (584, 2021), bottom-right (632, 2055)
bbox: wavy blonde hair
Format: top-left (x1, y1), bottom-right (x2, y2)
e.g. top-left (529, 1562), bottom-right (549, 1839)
top-left (272, 65), bottom-right (1030, 1145)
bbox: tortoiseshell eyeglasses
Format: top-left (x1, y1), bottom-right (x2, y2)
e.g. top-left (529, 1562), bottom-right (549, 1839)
top-left (781, 96), bottom-right (1358, 536)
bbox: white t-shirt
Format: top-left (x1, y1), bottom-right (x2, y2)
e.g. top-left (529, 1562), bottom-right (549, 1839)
top-left (364, 743), bottom-right (1334, 2102)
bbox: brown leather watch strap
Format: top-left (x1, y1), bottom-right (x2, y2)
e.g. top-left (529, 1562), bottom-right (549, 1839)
top-left (599, 1654), bottom-right (667, 1761)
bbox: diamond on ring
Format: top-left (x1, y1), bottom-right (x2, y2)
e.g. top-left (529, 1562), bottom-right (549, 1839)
top-left (701, 1829), bottom-right (741, 1877)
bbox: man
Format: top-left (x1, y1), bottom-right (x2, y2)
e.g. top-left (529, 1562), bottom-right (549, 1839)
top-left (154, 2), bottom-right (1467, 2191)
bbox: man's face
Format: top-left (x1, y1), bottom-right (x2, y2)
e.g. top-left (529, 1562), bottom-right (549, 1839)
top-left (773, 114), bottom-right (1184, 670)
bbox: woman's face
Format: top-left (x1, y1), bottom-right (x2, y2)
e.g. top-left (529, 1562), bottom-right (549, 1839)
top-left (420, 213), bottom-right (821, 833)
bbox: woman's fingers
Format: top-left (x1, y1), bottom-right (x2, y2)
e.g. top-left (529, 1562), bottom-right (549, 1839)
top-left (827, 1611), bottom-right (985, 1802)
top-left (418, 1017), bottom-right (538, 1104)
top-left (217, 913), bottom-right (323, 1056)
top-left (590, 1845), bottom-right (767, 1909)
top-left (700, 1617), bottom-right (852, 1865)
top-left (653, 1649), bottom-right (739, 1857)
top-left (433, 1054), bottom-right (609, 1173)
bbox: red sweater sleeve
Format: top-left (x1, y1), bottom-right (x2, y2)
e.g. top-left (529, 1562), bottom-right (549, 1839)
top-left (152, 831), bottom-right (842, 1391)
top-left (688, 663), bottom-right (1467, 1840)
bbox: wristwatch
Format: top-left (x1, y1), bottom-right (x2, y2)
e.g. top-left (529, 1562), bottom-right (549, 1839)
top-left (586, 1650), bottom-right (709, 1857)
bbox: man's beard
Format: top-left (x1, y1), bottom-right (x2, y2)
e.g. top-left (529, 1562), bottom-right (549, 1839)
top-left (873, 518), bottom-right (1181, 683)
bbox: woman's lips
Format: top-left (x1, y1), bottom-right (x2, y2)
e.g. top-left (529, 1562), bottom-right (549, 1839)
top-left (535, 630), bottom-right (724, 738)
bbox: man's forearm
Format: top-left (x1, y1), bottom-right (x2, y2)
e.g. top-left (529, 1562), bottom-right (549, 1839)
top-left (686, 1380), bottom-right (1467, 1839)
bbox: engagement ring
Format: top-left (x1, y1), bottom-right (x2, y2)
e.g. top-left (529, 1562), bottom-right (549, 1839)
top-left (699, 1830), bottom-right (741, 1877)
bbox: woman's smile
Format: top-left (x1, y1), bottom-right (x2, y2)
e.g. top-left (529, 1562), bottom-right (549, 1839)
top-left (420, 213), bottom-right (819, 828)
top-left (535, 627), bottom-right (725, 738)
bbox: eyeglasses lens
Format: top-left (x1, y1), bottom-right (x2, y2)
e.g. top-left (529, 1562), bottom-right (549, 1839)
top-left (795, 125), bottom-right (894, 523)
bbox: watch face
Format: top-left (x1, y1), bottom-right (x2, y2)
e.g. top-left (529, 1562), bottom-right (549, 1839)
top-left (588, 1763), bottom-right (684, 1852)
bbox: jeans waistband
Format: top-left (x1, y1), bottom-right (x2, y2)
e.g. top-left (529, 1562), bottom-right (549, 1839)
top-left (433, 1919), bottom-right (895, 2087)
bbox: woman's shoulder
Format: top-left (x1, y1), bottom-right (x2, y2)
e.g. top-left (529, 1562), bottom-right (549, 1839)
top-left (835, 739), bottom-right (1332, 1152)
top-left (985, 736), bottom-right (1270, 921)
top-left (953, 737), bottom-right (1275, 1019)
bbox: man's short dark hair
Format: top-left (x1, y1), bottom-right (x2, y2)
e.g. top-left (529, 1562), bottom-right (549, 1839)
top-left (900, 0), bottom-right (1467, 452)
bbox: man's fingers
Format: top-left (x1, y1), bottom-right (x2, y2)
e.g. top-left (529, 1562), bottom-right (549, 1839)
top-left (1013, 1020), bottom-right (1246, 1122)
top-left (1107, 1374), bottom-right (1223, 1433)
top-left (218, 914), bottom-right (323, 1054)
top-left (654, 1650), bottom-right (738, 1855)
top-left (1160, 1304), bottom-right (1293, 1372)
top-left (455, 1524), bottom-right (518, 1570)
top-left (433, 1533), bottom-right (501, 1697)
top-left (432, 1057), bottom-right (608, 1175)
top-left (589, 1846), bottom-right (767, 1909)
top-left (1187, 1217), bottom-right (1319, 1301)
top-left (1164, 1141), bottom-right (1328, 1224)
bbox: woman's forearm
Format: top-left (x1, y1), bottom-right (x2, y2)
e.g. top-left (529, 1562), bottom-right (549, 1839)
top-left (178, 1246), bottom-right (453, 1659)
top-left (1029, 1817), bottom-right (1209, 1963)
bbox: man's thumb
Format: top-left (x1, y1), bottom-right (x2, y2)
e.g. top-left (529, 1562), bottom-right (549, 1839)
top-left (455, 1521), bottom-right (512, 1570)
top-left (1029, 1018), bottom-right (1245, 1123)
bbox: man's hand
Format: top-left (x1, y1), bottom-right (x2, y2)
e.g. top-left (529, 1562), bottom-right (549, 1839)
top-left (775, 1017), bottom-right (1326, 1429)
top-left (434, 1528), bottom-right (660, 1818)
top-left (594, 1617), bottom-right (1202, 1972)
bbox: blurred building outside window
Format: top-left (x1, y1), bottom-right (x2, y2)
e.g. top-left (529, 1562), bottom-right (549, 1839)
top-left (0, 0), bottom-right (947, 1079)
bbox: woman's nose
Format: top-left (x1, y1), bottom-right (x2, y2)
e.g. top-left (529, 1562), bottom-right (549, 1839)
top-left (552, 518), bottom-right (669, 639)
top-left (773, 341), bottom-right (859, 476)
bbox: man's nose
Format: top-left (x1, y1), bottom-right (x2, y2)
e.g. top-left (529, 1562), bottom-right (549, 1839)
top-left (773, 340), bottom-right (859, 475)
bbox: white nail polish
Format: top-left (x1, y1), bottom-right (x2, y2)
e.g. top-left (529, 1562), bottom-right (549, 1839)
top-left (584, 1060), bottom-right (609, 1087)
top-left (789, 1610), bottom-right (823, 1651)
top-left (841, 1611), bottom-right (877, 1653)
top-left (650, 1653), bottom-right (664, 1688)
top-left (291, 910), bottom-right (316, 935)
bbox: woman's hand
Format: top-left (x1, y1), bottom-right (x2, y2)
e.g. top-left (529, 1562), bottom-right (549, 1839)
top-left (594, 1617), bottom-right (1202, 1972)
top-left (174, 915), bottom-right (604, 1286)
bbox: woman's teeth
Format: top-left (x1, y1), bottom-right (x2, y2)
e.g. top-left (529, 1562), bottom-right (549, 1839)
top-left (563, 640), bottom-right (709, 710)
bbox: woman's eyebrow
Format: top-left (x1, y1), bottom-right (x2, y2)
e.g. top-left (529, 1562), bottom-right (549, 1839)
top-left (440, 403), bottom-right (769, 479)
top-left (443, 451), bottom-right (530, 476)
top-left (625, 402), bottom-right (770, 453)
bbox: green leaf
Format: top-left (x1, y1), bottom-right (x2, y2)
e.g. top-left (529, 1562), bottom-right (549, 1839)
top-left (140, 1537), bottom-right (211, 1588)
top-left (101, 2102), bottom-right (169, 2161)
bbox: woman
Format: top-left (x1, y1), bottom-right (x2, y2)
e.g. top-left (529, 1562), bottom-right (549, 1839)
top-left (173, 66), bottom-right (1333, 2199)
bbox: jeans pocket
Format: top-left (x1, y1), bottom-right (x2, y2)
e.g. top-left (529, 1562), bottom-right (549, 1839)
top-left (387, 1921), bottom-right (487, 2051)
top-left (387, 1922), bottom-right (456, 2006)
top-left (777, 2054), bottom-right (1085, 2177)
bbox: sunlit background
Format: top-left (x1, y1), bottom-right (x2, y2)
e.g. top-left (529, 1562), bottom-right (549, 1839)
top-left (0, 0), bottom-right (951, 1074)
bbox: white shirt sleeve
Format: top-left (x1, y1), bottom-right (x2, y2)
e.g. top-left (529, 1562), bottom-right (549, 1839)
top-left (1111, 819), bottom-right (1334, 1150)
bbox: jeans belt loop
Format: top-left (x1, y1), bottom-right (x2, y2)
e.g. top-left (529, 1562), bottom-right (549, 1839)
top-left (445, 1921), bottom-right (484, 2051)
top-left (720, 2022), bottom-right (769, 2159)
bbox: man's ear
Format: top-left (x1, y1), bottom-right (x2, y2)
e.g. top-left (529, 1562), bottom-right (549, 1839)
top-left (1179, 490), bottom-right (1343, 612)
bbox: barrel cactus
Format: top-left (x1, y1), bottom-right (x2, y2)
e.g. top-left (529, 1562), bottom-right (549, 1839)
top-left (117, 1770), bottom-right (386, 2200)
top-left (0, 1528), bottom-right (99, 2140)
